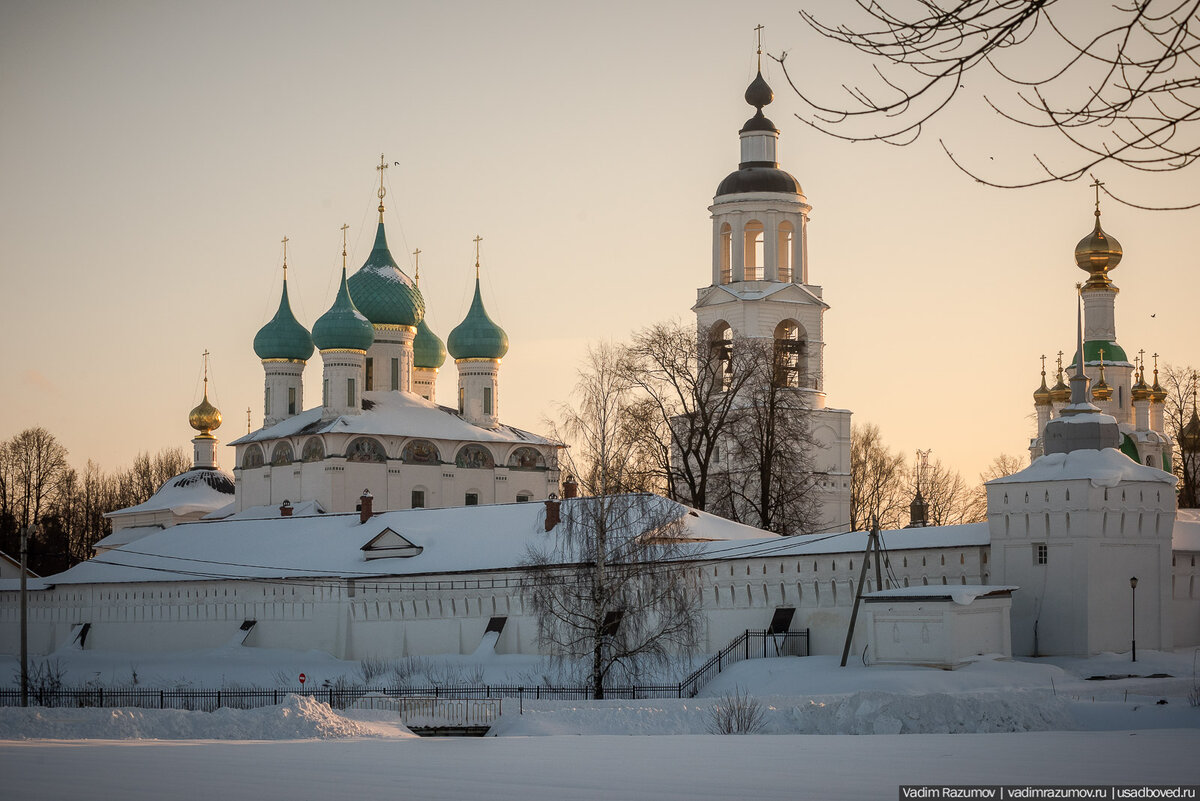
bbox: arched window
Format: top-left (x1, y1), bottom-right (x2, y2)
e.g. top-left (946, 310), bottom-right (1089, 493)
top-left (709, 321), bottom-right (734, 391)
top-left (743, 220), bottom-right (764, 280)
top-left (302, 438), bottom-right (325, 462)
top-left (777, 220), bottom-right (794, 282)
top-left (456, 444), bottom-right (495, 469)
top-left (719, 223), bottom-right (732, 284)
top-left (401, 439), bottom-right (441, 465)
top-left (516, 492), bottom-right (533, 502)
top-left (346, 437), bottom-right (387, 463)
top-left (242, 444), bottom-right (264, 469)
top-left (270, 442), bottom-right (294, 466)
top-left (508, 447), bottom-right (546, 470)
top-left (773, 320), bottom-right (805, 388)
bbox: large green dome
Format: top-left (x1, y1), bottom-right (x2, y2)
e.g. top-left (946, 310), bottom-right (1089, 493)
top-left (313, 267), bottom-right (375, 352)
top-left (447, 278), bottom-right (508, 360)
top-left (253, 279), bottom-right (314, 361)
top-left (414, 318), bottom-right (447, 369)
top-left (346, 222), bottom-right (425, 327)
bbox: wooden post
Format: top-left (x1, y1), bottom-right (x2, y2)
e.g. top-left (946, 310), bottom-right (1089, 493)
top-left (840, 518), bottom-right (881, 667)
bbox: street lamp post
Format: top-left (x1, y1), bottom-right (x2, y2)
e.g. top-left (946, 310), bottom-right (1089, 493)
top-left (1129, 576), bottom-right (1138, 663)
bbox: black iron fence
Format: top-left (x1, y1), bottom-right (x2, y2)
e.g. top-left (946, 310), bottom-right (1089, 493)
top-left (0, 629), bottom-right (808, 710)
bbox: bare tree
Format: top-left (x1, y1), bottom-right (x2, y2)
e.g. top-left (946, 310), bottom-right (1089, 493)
top-left (782, 1), bottom-right (1200, 205)
top-left (5, 428), bottom-right (69, 533)
top-left (967, 452), bottom-right (1026, 521)
top-left (622, 321), bottom-right (752, 509)
top-left (524, 345), bottom-right (703, 698)
top-left (850, 423), bottom-right (909, 531)
top-left (912, 456), bottom-right (979, 526)
top-left (710, 337), bottom-right (820, 535)
top-left (1162, 364), bottom-right (1199, 506)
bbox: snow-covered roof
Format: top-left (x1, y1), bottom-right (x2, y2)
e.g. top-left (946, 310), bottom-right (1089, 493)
top-left (692, 522), bottom-right (991, 561)
top-left (219, 500), bottom-right (326, 520)
top-left (988, 448), bottom-right (1176, 489)
top-left (42, 495), bottom-right (770, 586)
top-left (229, 390), bottom-right (557, 448)
top-left (106, 468), bottom-right (236, 519)
top-left (1175, 509), bottom-right (1200, 552)
top-left (864, 585), bottom-right (1018, 605)
top-left (91, 524), bottom-right (164, 551)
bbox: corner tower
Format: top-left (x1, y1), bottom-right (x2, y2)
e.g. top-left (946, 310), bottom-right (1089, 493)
top-left (693, 45), bottom-right (851, 533)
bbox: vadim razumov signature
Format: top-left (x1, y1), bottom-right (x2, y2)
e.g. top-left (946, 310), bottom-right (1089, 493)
top-left (899, 787), bottom-right (1198, 800)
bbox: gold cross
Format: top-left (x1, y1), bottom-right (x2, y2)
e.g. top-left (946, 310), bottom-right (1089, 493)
top-left (202, 349), bottom-right (210, 390)
top-left (473, 235), bottom-right (483, 277)
top-left (413, 248), bottom-right (421, 285)
top-left (341, 223), bottom-right (349, 269)
top-left (281, 236), bottom-right (289, 279)
top-left (1040, 354), bottom-right (1046, 373)
top-left (376, 153), bottom-right (388, 201)
top-left (1090, 176), bottom-right (1104, 214)
top-left (246, 407), bottom-right (251, 434)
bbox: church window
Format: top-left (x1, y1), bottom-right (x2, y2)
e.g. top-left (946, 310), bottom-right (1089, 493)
top-left (456, 444), bottom-right (495, 469)
top-left (743, 220), bottom-right (764, 280)
top-left (709, 322), bottom-right (734, 390)
top-left (484, 386), bottom-right (493, 416)
top-left (323, 378), bottom-right (329, 407)
top-left (777, 221), bottom-right (794, 282)
top-left (465, 492), bottom-right (479, 506)
top-left (302, 438), bottom-right (324, 462)
top-left (516, 492), bottom-right (532, 502)
top-left (270, 442), bottom-right (294, 466)
top-left (365, 358), bottom-right (374, 392)
top-left (391, 358), bottom-right (400, 391)
top-left (242, 444), bottom-right (264, 469)
top-left (719, 223), bottom-right (732, 283)
top-left (508, 447), bottom-right (545, 470)
top-left (288, 387), bottom-right (296, 415)
top-left (458, 387), bottom-right (465, 414)
top-left (402, 440), bottom-right (441, 465)
top-left (772, 320), bottom-right (805, 388)
top-left (264, 386), bottom-right (271, 417)
top-left (960, 553), bottom-right (964, 565)
top-left (1034, 543), bottom-right (1048, 565)
top-left (714, 444), bottom-right (721, 462)
top-left (346, 437), bottom-right (386, 463)
top-left (411, 489), bottom-right (425, 508)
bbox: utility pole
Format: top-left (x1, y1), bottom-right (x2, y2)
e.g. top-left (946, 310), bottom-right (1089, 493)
top-left (840, 517), bottom-right (886, 667)
top-left (19, 524), bottom-right (31, 707)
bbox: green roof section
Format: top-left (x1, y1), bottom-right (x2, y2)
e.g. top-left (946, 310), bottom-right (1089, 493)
top-left (346, 222), bottom-right (425, 327)
top-left (253, 278), bottom-right (314, 361)
top-left (1069, 339), bottom-right (1129, 369)
top-left (413, 317), bottom-right (447, 369)
top-left (447, 278), bottom-right (509, 361)
top-left (1119, 433), bottom-right (1140, 463)
top-left (312, 267), bottom-right (375, 352)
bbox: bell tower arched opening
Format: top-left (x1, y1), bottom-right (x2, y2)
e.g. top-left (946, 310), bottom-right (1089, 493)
top-left (777, 221), bottom-right (794, 283)
top-left (744, 220), bottom-right (764, 281)
top-left (773, 319), bottom-right (806, 388)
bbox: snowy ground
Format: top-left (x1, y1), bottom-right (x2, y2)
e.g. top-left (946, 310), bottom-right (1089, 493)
top-left (2, 646), bottom-right (1198, 799)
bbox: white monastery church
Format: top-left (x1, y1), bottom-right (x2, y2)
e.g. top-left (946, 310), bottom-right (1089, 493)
top-left (2, 61), bottom-right (1197, 672)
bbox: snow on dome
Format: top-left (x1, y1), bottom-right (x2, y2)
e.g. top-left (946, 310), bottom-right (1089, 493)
top-left (108, 468), bottom-right (235, 519)
top-left (988, 448), bottom-right (1176, 489)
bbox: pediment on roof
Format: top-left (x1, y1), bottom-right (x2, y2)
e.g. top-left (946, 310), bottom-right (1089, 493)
top-left (361, 527), bottom-right (423, 560)
top-left (692, 282), bottom-right (828, 312)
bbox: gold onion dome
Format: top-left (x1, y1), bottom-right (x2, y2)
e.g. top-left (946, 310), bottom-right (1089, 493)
top-left (1049, 368), bottom-right (1071, 404)
top-left (1075, 210), bottom-right (1123, 289)
top-left (189, 391), bottom-right (222, 436)
top-left (1131, 368), bottom-right (1152, 402)
top-left (1150, 372), bottom-right (1167, 404)
top-left (1033, 371), bottom-right (1053, 406)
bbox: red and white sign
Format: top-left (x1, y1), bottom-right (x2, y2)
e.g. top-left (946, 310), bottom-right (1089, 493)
top-left (298, 673), bottom-right (306, 685)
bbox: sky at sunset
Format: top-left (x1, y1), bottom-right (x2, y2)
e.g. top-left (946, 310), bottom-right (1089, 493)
top-left (1, 1), bottom-right (1195, 487)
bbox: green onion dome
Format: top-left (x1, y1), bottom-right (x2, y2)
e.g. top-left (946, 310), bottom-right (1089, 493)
top-left (413, 317), bottom-right (447, 369)
top-left (447, 278), bottom-right (508, 360)
top-left (312, 267), bottom-right (375, 352)
top-left (346, 222), bottom-right (425, 327)
top-left (253, 278), bottom-right (314, 361)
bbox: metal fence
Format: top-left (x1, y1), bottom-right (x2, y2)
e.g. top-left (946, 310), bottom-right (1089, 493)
top-left (0, 629), bottom-right (808, 710)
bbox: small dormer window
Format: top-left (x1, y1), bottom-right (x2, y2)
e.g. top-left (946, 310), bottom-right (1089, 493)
top-left (361, 527), bottom-right (423, 560)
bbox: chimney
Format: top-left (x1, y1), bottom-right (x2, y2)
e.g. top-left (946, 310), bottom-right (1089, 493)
top-left (544, 497), bottom-right (560, 531)
top-left (280, 500), bottom-right (293, 518)
top-left (562, 475), bottom-right (578, 499)
top-left (359, 489), bottom-right (374, 524)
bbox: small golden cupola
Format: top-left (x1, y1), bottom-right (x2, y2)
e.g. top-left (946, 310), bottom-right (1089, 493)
top-left (1131, 361), bottom-right (1152, 403)
top-left (1074, 181), bottom-right (1123, 290)
top-left (1150, 355), bottom-right (1167, 404)
top-left (189, 351), bottom-right (223, 438)
top-left (1033, 356), bottom-right (1052, 406)
top-left (1049, 352), bottom-right (1071, 404)
top-left (1091, 348), bottom-right (1113, 402)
